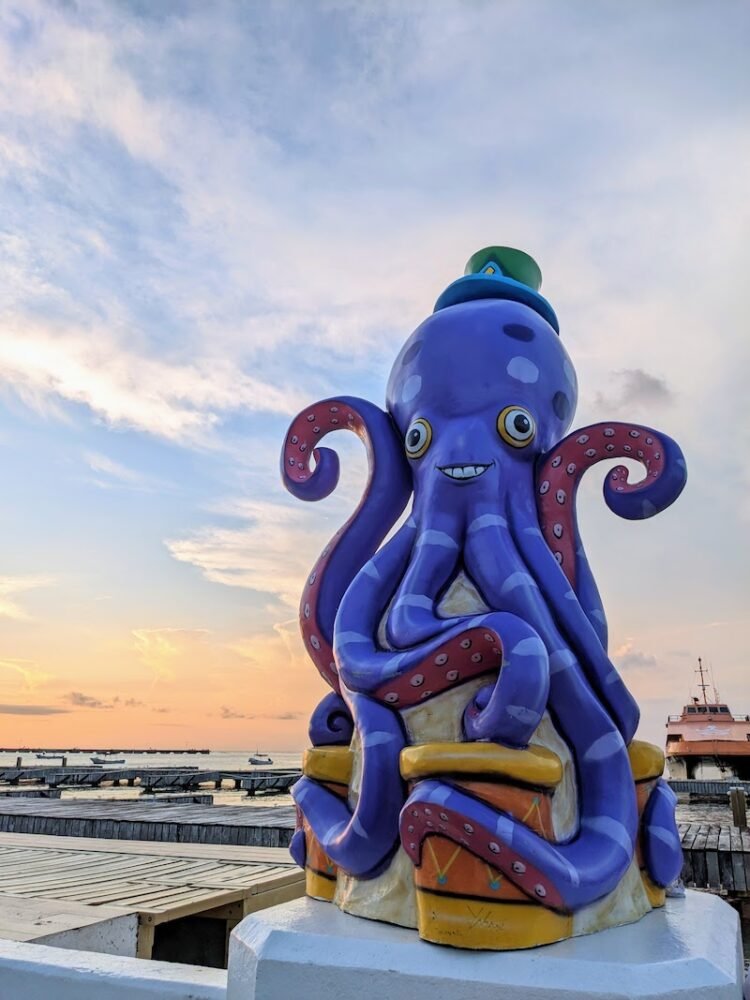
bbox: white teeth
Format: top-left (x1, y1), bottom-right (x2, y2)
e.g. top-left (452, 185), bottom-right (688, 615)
top-left (440, 464), bottom-right (490, 481)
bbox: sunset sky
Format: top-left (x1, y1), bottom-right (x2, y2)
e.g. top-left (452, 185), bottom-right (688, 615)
top-left (0, 1), bottom-right (747, 750)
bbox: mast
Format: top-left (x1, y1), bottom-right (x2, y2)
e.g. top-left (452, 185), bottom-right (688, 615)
top-left (708, 659), bottom-right (720, 703)
top-left (696, 657), bottom-right (709, 705)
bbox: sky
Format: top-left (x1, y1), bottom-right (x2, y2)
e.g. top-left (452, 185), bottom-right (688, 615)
top-left (0, 0), bottom-right (747, 750)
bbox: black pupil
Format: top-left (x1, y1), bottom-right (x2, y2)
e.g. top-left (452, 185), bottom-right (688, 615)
top-left (408, 428), bottom-right (422, 448)
top-left (513, 413), bottom-right (530, 435)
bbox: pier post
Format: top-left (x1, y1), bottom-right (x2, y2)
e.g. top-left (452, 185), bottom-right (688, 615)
top-left (15, 757), bottom-right (21, 768)
top-left (729, 786), bottom-right (747, 829)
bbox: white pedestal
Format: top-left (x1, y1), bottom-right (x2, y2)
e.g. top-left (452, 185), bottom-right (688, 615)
top-left (228, 890), bottom-right (743, 1000)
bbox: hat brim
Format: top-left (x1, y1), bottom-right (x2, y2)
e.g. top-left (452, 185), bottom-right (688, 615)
top-left (433, 274), bottom-right (559, 334)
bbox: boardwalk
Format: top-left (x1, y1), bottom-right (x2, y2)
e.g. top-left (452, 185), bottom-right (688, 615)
top-left (0, 799), bottom-right (296, 847)
top-left (0, 764), bottom-right (301, 792)
top-left (679, 821), bottom-right (750, 895)
top-left (669, 779), bottom-right (750, 796)
top-left (0, 895), bottom-right (136, 952)
top-left (0, 832), bottom-right (303, 964)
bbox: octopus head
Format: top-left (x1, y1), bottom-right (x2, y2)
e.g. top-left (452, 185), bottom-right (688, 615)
top-left (386, 299), bottom-right (578, 499)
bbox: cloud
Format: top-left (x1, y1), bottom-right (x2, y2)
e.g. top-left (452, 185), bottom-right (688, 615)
top-left (0, 576), bottom-right (53, 621)
top-left (83, 452), bottom-right (167, 492)
top-left (219, 705), bottom-right (302, 721)
top-left (593, 369), bottom-right (673, 415)
top-left (65, 690), bottom-right (111, 709)
top-left (0, 318), bottom-right (302, 445)
top-left (165, 499), bottom-right (347, 608)
top-left (0, 658), bottom-right (50, 690)
top-left (0, 703), bottom-right (69, 715)
top-left (64, 692), bottom-right (149, 710)
top-left (165, 493), bottom-right (366, 610)
top-left (612, 640), bottom-right (658, 673)
top-left (220, 706), bottom-right (247, 720)
top-left (132, 627), bottom-right (212, 682)
top-left (0, 2), bottom-right (745, 752)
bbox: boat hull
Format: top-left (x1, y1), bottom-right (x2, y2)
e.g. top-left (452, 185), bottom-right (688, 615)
top-left (666, 744), bottom-right (750, 781)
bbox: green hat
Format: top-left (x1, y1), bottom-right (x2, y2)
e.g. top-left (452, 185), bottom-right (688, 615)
top-left (434, 245), bottom-right (559, 333)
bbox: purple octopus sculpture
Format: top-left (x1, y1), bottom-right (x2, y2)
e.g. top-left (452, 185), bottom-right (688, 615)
top-left (281, 246), bottom-right (686, 949)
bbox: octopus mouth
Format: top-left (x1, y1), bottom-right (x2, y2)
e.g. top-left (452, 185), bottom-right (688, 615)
top-left (438, 463), bottom-right (492, 482)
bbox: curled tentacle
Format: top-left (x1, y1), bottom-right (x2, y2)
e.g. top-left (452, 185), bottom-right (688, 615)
top-left (508, 502), bottom-right (640, 743)
top-left (280, 396), bottom-right (412, 691)
top-left (403, 660), bottom-right (637, 910)
top-left (536, 421), bottom-right (687, 591)
top-left (336, 536), bottom-right (514, 703)
top-left (462, 620), bottom-right (549, 748)
top-left (642, 779), bottom-right (683, 888)
top-left (289, 825), bottom-right (306, 868)
top-left (385, 513), bottom-right (463, 648)
top-left (308, 692), bottom-right (354, 747)
top-left (292, 692), bottom-right (406, 878)
top-left (401, 777), bottom-right (633, 912)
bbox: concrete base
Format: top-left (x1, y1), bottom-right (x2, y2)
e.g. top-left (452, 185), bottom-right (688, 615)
top-left (0, 895), bottom-right (138, 956)
top-left (228, 890), bottom-right (743, 1000)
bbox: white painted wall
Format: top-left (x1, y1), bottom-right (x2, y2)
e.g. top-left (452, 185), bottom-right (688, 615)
top-left (228, 891), bottom-right (744, 1000)
top-left (0, 939), bottom-right (227, 1000)
top-left (0, 891), bottom-right (745, 1000)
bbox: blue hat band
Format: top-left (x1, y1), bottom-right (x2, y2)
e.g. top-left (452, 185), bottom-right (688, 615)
top-left (434, 273), bottom-right (559, 334)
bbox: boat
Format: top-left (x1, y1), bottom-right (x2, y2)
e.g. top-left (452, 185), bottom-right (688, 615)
top-left (35, 752), bottom-right (65, 760)
top-left (248, 751), bottom-right (273, 765)
top-left (665, 658), bottom-right (750, 780)
top-left (90, 757), bottom-right (126, 765)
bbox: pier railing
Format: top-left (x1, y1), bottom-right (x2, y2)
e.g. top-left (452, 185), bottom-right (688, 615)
top-left (668, 779), bottom-right (750, 795)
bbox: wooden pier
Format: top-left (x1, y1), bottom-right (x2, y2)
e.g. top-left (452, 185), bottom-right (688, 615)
top-left (0, 788), bottom-right (62, 798)
top-left (0, 764), bottom-right (301, 793)
top-left (669, 779), bottom-right (750, 797)
top-left (0, 832), bottom-right (303, 965)
top-left (0, 799), bottom-right (296, 847)
top-left (239, 772), bottom-right (299, 796)
top-left (679, 821), bottom-right (750, 895)
top-left (0, 748), bottom-right (211, 755)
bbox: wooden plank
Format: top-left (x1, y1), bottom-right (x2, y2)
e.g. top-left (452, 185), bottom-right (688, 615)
top-left (729, 828), bottom-right (747, 891)
top-left (0, 831), bottom-right (294, 865)
top-left (683, 823), bottom-right (701, 851)
top-left (139, 888), bottom-right (247, 925)
top-left (241, 879), bottom-right (304, 915)
top-left (718, 830), bottom-right (734, 891)
top-left (705, 825), bottom-right (721, 886)
top-left (0, 894), bottom-right (134, 943)
top-left (136, 920), bottom-right (155, 959)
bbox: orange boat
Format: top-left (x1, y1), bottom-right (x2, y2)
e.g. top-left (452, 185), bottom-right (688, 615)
top-left (665, 658), bottom-right (750, 780)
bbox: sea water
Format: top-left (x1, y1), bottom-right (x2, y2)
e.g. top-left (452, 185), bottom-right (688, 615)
top-left (0, 748), bottom-right (303, 807)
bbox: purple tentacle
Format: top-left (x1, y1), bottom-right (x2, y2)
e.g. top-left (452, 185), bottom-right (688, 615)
top-left (507, 501), bottom-right (640, 743)
top-left (642, 779), bottom-right (683, 888)
top-left (402, 643), bottom-right (638, 910)
top-left (292, 692), bottom-right (406, 878)
top-left (462, 619), bottom-right (549, 748)
top-left (308, 692), bottom-right (354, 747)
top-left (289, 826), bottom-right (306, 868)
top-left (280, 396), bottom-right (412, 691)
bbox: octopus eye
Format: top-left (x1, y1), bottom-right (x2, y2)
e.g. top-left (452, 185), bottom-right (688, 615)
top-left (404, 417), bottom-right (432, 459)
top-left (497, 406), bottom-right (536, 448)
